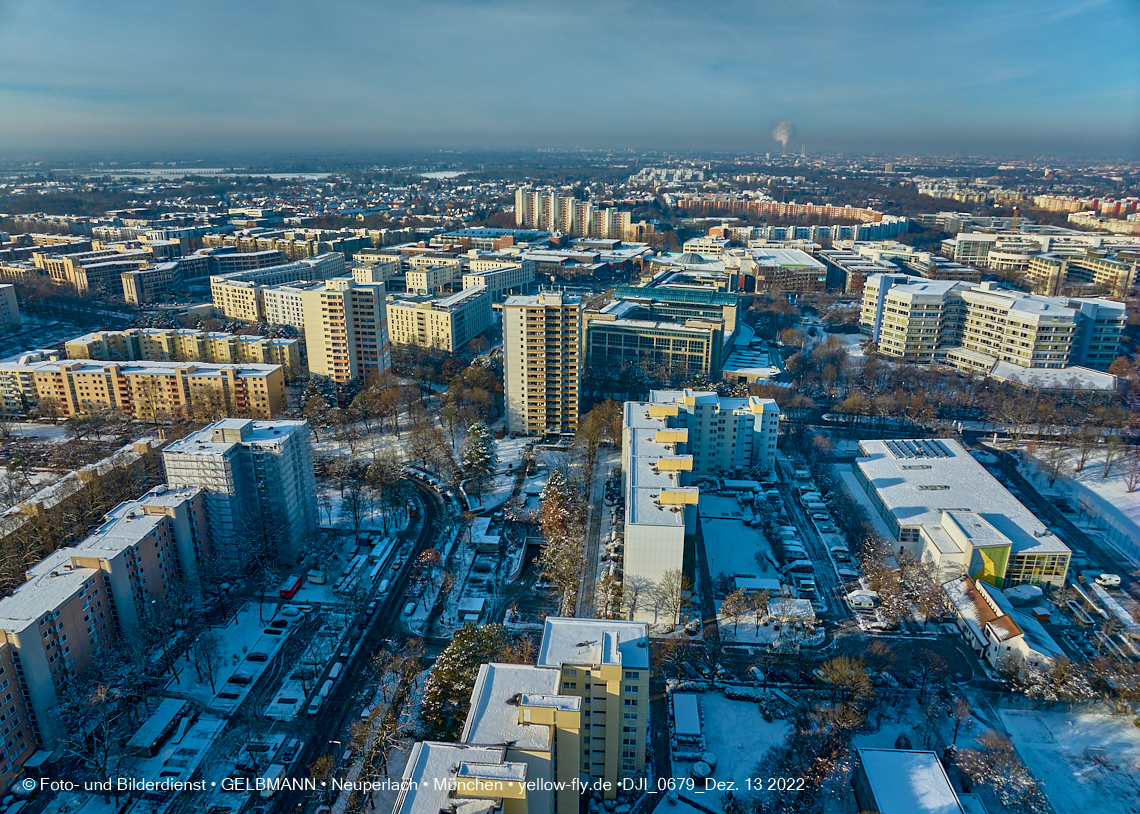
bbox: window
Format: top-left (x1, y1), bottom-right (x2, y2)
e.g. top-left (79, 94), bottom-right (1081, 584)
top-left (562, 681), bottom-right (576, 690)
top-left (623, 698), bottom-right (638, 707)
top-left (624, 670), bottom-right (640, 680)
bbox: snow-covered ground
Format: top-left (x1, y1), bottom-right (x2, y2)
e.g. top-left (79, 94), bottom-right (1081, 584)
top-left (1001, 709), bottom-right (1140, 814)
top-left (672, 693), bottom-right (790, 812)
top-left (700, 495), bottom-right (776, 579)
top-left (163, 602), bottom-right (295, 708)
top-left (7, 421), bottom-right (70, 442)
top-left (1021, 446), bottom-right (1140, 566)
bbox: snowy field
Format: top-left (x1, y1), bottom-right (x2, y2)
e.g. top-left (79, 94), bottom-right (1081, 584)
top-left (1001, 709), bottom-right (1140, 814)
top-left (1022, 446), bottom-right (1140, 564)
top-left (672, 693), bottom-right (790, 812)
top-left (164, 602), bottom-right (295, 708)
top-left (700, 495), bottom-right (776, 579)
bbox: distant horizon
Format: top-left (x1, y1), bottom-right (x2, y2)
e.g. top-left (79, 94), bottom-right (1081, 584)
top-left (1, 0), bottom-right (1138, 159)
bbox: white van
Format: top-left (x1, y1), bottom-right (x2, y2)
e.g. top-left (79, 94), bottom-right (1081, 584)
top-left (260, 764), bottom-right (286, 798)
top-left (403, 602), bottom-right (416, 617)
top-left (328, 662), bottom-right (344, 680)
top-left (1095, 573), bottom-right (1121, 588)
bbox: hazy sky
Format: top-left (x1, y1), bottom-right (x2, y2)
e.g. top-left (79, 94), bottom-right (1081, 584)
top-left (1, 0), bottom-right (1138, 158)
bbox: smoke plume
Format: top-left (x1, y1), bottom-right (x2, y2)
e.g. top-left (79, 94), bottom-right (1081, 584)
top-left (770, 120), bottom-right (794, 150)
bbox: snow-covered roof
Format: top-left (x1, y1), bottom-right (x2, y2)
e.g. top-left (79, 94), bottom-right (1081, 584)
top-left (856, 749), bottom-right (964, 814)
top-left (856, 439), bottom-right (1069, 558)
top-left (395, 742), bottom-right (516, 814)
top-left (460, 663), bottom-right (566, 751)
top-left (988, 362), bottom-right (1118, 392)
top-left (537, 617), bottom-right (649, 670)
top-left (672, 693), bottom-right (701, 737)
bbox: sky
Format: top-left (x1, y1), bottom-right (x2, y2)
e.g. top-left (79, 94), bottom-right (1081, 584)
top-left (0, 0), bottom-right (1138, 159)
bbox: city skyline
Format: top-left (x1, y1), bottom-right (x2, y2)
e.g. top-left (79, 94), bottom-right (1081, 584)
top-left (0, 0), bottom-right (1137, 158)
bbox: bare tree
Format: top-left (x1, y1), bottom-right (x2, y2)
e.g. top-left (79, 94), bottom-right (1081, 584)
top-left (189, 631), bottom-right (223, 693)
top-left (1122, 444), bottom-right (1140, 493)
top-left (653, 569), bottom-right (692, 628)
top-left (1102, 434), bottom-right (1123, 478)
top-left (621, 575), bottom-right (654, 621)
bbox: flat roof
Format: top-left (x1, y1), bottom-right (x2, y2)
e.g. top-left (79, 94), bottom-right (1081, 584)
top-left (537, 617), bottom-right (649, 670)
top-left (460, 663), bottom-right (568, 751)
top-left (857, 749), bottom-right (963, 814)
top-left (856, 438), bottom-right (1068, 557)
top-left (394, 742), bottom-right (516, 814)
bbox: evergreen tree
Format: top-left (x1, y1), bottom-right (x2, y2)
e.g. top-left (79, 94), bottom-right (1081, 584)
top-left (460, 421), bottom-right (497, 496)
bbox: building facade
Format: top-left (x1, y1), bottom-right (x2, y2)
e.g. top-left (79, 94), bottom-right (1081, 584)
top-left (502, 291), bottom-right (582, 436)
top-left (65, 328), bottom-right (302, 377)
top-left (162, 419), bottom-right (317, 564)
top-left (621, 391), bottom-right (780, 608)
top-left (387, 286), bottom-right (492, 351)
top-left (0, 353), bottom-right (286, 419)
top-left (860, 275), bottom-right (1126, 373)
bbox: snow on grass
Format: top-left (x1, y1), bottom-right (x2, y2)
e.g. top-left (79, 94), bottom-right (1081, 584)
top-left (1000, 709), bottom-right (1140, 814)
top-left (164, 601), bottom-right (294, 708)
top-left (1021, 446), bottom-right (1140, 566)
top-left (672, 693), bottom-right (790, 812)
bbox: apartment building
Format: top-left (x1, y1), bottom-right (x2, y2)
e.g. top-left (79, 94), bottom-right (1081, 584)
top-left (0, 285), bottom-right (20, 333)
top-left (515, 188), bottom-right (631, 240)
top-left (0, 485), bottom-right (207, 754)
top-left (620, 391), bottom-right (780, 604)
top-left (853, 438), bottom-right (1070, 588)
top-left (386, 286), bottom-right (492, 351)
top-left (32, 248), bottom-right (151, 295)
top-left (65, 328), bottom-right (302, 377)
top-left (0, 352), bottom-right (286, 419)
top-left (462, 261), bottom-right (535, 303)
top-left (536, 618), bottom-right (649, 793)
top-left (0, 643), bottom-right (37, 787)
top-left (121, 249), bottom-right (289, 304)
top-left (210, 253), bottom-right (346, 321)
top-left (460, 663), bottom-right (582, 814)
top-left (584, 288), bottom-right (739, 380)
top-left (162, 419), bottom-right (316, 564)
top-left (351, 258), bottom-right (399, 284)
top-left (300, 279), bottom-right (390, 385)
top-left (502, 291), bottom-right (582, 436)
top-left (860, 275), bottom-right (1126, 373)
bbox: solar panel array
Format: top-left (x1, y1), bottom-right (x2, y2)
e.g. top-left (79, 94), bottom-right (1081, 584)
top-left (884, 439), bottom-right (952, 460)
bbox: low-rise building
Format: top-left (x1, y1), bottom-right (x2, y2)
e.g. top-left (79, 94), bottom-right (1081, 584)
top-left (853, 438), bottom-right (1070, 588)
top-left (852, 749), bottom-right (988, 814)
top-left (943, 577), bottom-right (1062, 670)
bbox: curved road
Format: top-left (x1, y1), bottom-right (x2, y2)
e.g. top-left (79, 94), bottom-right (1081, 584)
top-left (265, 478), bottom-right (443, 814)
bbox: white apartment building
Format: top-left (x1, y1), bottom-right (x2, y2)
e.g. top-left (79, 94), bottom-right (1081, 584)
top-left (386, 285), bottom-right (492, 352)
top-left (620, 390), bottom-right (780, 610)
top-left (462, 262), bottom-right (535, 303)
top-left (502, 291), bottom-right (582, 436)
top-left (515, 188), bottom-right (631, 240)
top-left (406, 265), bottom-right (459, 295)
top-left (210, 252), bottom-right (346, 322)
top-left (0, 285), bottom-right (20, 333)
top-left (162, 419), bottom-right (317, 564)
top-left (860, 274), bottom-right (1126, 373)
